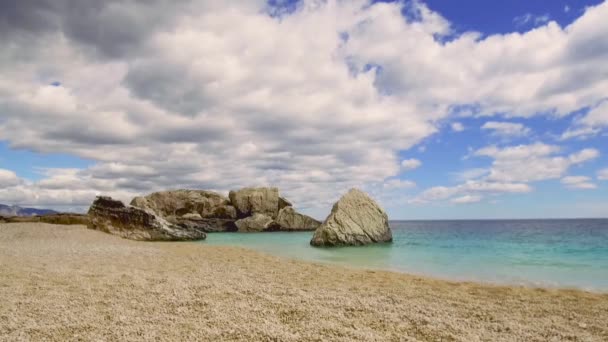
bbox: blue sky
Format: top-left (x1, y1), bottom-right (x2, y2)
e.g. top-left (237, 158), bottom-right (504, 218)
top-left (390, 0), bottom-right (607, 218)
top-left (0, 142), bottom-right (92, 181)
top-left (421, 0), bottom-right (604, 34)
top-left (396, 114), bottom-right (607, 218)
top-left (0, 0), bottom-right (607, 218)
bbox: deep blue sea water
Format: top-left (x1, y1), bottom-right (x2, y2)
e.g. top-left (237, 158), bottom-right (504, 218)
top-left (201, 219), bottom-right (608, 291)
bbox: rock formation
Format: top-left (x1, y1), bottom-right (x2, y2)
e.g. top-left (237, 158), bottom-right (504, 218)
top-left (275, 207), bottom-right (321, 231)
top-left (171, 217), bottom-right (237, 233)
top-left (278, 196), bottom-right (292, 210)
top-left (235, 213), bottom-right (281, 232)
top-left (310, 189), bottom-right (392, 247)
top-left (229, 187), bottom-right (280, 218)
top-left (130, 190), bottom-right (237, 232)
top-left (88, 196), bottom-right (207, 241)
top-left (88, 187), bottom-right (318, 236)
top-left (131, 189), bottom-right (236, 219)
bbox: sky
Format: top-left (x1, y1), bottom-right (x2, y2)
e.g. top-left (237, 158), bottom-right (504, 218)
top-left (0, 0), bottom-right (607, 219)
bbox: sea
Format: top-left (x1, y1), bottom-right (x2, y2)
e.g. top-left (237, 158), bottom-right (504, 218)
top-left (201, 219), bottom-right (608, 291)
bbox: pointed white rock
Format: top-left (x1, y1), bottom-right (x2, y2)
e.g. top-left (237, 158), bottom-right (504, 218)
top-left (310, 189), bottom-right (392, 247)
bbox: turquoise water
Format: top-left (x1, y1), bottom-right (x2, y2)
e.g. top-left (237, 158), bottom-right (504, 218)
top-left (201, 219), bottom-right (608, 291)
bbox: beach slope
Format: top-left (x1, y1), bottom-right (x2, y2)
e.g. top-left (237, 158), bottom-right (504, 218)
top-left (1, 223), bottom-right (607, 341)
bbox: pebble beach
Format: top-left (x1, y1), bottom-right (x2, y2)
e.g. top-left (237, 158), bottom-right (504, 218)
top-left (1, 223), bottom-right (607, 341)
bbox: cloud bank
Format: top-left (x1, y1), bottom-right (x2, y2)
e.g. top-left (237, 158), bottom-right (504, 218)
top-left (0, 0), bottom-right (607, 213)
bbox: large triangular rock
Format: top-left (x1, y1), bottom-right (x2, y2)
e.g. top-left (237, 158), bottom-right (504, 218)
top-left (310, 189), bottom-right (392, 247)
top-left (88, 196), bottom-right (207, 241)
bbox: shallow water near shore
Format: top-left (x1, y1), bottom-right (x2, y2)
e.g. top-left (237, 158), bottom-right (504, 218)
top-left (202, 219), bottom-right (608, 291)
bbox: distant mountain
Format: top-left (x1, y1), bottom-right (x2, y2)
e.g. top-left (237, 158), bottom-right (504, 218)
top-left (0, 204), bottom-right (57, 217)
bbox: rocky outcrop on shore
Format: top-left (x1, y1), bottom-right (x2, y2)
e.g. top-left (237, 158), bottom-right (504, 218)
top-left (235, 213), bottom-right (280, 232)
top-left (228, 187), bottom-right (319, 231)
top-left (86, 187), bottom-right (320, 239)
top-left (88, 196), bottom-right (207, 241)
top-left (276, 207), bottom-right (321, 231)
top-left (128, 187), bottom-right (318, 233)
top-left (310, 188), bottom-right (392, 247)
top-left (131, 190), bottom-right (237, 220)
top-left (229, 187), bottom-right (280, 218)
top-left (130, 190), bottom-right (237, 232)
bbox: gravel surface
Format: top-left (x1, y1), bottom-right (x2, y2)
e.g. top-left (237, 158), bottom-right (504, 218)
top-left (1, 223), bottom-right (607, 341)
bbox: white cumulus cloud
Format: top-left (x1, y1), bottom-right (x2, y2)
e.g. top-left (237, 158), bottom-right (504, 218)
top-left (598, 168), bottom-right (608, 180)
top-left (413, 142), bottom-right (598, 204)
top-left (0, 169), bottom-right (22, 187)
top-left (561, 101), bottom-right (608, 140)
top-left (475, 143), bottom-right (599, 183)
top-left (481, 121), bottom-right (531, 137)
top-left (451, 168), bottom-right (490, 182)
top-left (0, 0), bottom-right (607, 212)
top-left (561, 176), bottom-right (597, 189)
top-left (451, 122), bottom-right (465, 132)
top-left (450, 195), bottom-right (482, 204)
top-left (382, 179), bottom-right (416, 190)
top-left (401, 158), bottom-right (422, 171)
top-left (412, 180), bottom-right (531, 204)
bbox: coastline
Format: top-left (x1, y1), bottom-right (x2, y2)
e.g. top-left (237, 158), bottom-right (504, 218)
top-left (2, 223), bottom-right (607, 341)
top-left (203, 234), bottom-right (608, 294)
top-left (202, 220), bottom-right (608, 293)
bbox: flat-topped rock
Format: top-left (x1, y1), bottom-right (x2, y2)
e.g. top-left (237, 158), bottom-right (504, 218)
top-left (131, 189), bottom-right (236, 219)
top-left (310, 189), bottom-right (392, 247)
top-left (130, 189), bottom-right (236, 231)
top-left (275, 207), bottom-right (321, 231)
top-left (229, 187), bottom-right (280, 218)
top-left (88, 196), bottom-right (207, 241)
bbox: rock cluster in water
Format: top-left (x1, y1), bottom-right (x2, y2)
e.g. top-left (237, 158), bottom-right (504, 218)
top-left (88, 187), bottom-right (321, 241)
top-left (310, 188), bottom-right (392, 247)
